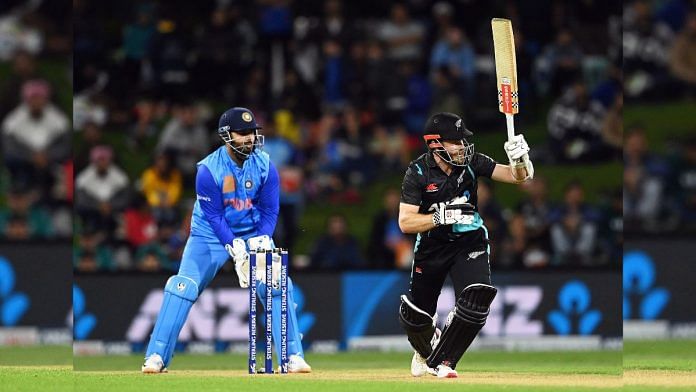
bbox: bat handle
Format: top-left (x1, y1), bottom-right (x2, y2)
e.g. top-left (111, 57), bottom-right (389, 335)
top-left (505, 114), bottom-right (515, 142)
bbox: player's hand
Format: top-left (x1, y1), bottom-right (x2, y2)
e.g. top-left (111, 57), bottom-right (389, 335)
top-left (247, 234), bottom-right (273, 252)
top-left (504, 134), bottom-right (530, 162)
top-left (226, 238), bottom-right (250, 288)
top-left (431, 198), bottom-right (475, 226)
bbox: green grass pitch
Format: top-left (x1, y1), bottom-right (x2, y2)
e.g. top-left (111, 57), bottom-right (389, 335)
top-left (3, 341), bottom-right (696, 391)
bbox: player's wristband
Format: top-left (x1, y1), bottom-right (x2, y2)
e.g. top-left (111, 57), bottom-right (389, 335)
top-left (432, 211), bottom-right (442, 227)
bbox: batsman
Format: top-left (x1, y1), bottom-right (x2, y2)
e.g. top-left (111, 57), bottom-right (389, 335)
top-left (142, 107), bottom-right (311, 374)
top-left (397, 111), bottom-right (533, 378)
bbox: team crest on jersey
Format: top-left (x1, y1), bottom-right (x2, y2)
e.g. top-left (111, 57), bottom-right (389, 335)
top-left (245, 179), bottom-right (253, 189)
top-left (425, 183), bottom-right (439, 192)
top-left (223, 175), bottom-right (236, 193)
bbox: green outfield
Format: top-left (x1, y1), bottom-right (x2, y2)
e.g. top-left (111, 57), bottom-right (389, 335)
top-left (4, 343), bottom-right (696, 391)
top-left (1, 345), bottom-right (625, 391)
top-left (623, 339), bottom-right (696, 390)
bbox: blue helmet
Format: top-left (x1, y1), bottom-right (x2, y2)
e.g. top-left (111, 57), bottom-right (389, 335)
top-left (217, 107), bottom-right (264, 158)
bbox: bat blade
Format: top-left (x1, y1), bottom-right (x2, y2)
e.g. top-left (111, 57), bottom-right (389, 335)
top-left (491, 18), bottom-right (519, 116)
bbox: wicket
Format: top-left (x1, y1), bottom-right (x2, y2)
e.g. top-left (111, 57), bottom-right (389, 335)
top-left (248, 249), bottom-right (289, 374)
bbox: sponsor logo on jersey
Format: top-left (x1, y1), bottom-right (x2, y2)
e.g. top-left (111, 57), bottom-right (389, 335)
top-left (224, 198), bottom-right (254, 211)
top-left (425, 183), bottom-right (439, 192)
top-left (223, 175), bottom-right (236, 193)
top-left (196, 194), bottom-right (211, 202)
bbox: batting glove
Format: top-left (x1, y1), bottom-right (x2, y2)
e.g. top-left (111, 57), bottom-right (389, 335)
top-left (431, 196), bottom-right (475, 226)
top-left (504, 134), bottom-right (530, 162)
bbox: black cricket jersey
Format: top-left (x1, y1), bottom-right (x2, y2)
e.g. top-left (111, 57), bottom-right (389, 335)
top-left (400, 152), bottom-right (497, 259)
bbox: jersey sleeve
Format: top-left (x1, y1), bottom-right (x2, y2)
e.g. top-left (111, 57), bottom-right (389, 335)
top-left (400, 163), bottom-right (424, 206)
top-left (471, 152), bottom-right (497, 178)
top-left (196, 164), bottom-right (235, 246)
top-left (256, 161), bottom-right (280, 237)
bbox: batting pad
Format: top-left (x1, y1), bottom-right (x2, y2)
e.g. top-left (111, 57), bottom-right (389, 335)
top-left (427, 284), bottom-right (497, 369)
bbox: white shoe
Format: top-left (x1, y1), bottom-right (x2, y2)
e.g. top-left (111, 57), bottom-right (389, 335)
top-left (287, 354), bottom-right (312, 373)
top-left (411, 351), bottom-right (429, 377)
top-left (141, 353), bottom-right (167, 374)
top-left (435, 364), bottom-right (457, 378)
top-left (411, 327), bottom-right (441, 377)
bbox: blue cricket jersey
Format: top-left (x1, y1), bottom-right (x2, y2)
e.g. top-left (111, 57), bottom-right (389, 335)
top-left (190, 146), bottom-right (280, 246)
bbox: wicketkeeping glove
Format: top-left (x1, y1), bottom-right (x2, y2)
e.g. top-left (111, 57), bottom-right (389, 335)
top-left (226, 238), bottom-right (250, 288)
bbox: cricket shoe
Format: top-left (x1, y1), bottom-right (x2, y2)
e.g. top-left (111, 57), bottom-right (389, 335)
top-left (287, 354), bottom-right (312, 373)
top-left (411, 327), bottom-right (441, 377)
top-left (141, 353), bottom-right (167, 374)
top-left (410, 352), bottom-right (437, 377)
top-left (435, 364), bottom-right (457, 378)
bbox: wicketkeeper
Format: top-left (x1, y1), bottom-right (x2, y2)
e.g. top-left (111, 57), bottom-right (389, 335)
top-left (398, 112), bottom-right (533, 378)
top-left (142, 107), bottom-right (311, 373)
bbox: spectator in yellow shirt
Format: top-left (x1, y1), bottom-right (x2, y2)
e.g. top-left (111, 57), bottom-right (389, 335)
top-left (141, 151), bottom-right (182, 223)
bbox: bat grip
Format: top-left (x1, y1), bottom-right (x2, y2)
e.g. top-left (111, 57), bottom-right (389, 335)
top-left (505, 114), bottom-right (515, 142)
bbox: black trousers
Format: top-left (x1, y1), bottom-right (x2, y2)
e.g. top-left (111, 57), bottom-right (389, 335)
top-left (408, 241), bottom-right (491, 317)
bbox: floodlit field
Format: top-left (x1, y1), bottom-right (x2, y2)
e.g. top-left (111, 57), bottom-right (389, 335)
top-left (4, 342), bottom-right (696, 391)
top-left (2, 345), bottom-right (623, 391)
top-left (624, 339), bottom-right (696, 390)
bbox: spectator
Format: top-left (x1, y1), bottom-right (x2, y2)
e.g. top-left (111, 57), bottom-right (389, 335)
top-left (430, 26), bottom-right (476, 105)
top-left (0, 184), bottom-right (53, 240)
top-left (367, 188), bottom-right (413, 269)
top-left (624, 126), bottom-right (670, 176)
top-left (194, 6), bottom-right (257, 98)
top-left (498, 215), bottom-right (550, 270)
top-left (517, 176), bottom-right (553, 251)
top-left (75, 146), bottom-right (130, 234)
top-left (550, 211), bottom-right (598, 266)
top-left (122, 194), bottom-right (157, 249)
top-left (537, 29), bottom-right (583, 96)
top-left (75, 121), bottom-right (104, 171)
top-left (128, 98), bottom-right (160, 151)
top-left (263, 119), bottom-right (303, 251)
top-left (73, 228), bottom-right (115, 272)
top-left (0, 50), bottom-right (38, 119)
top-left (547, 81), bottom-right (608, 162)
top-left (2, 79), bottom-right (70, 192)
top-left (119, 3), bottom-right (156, 90)
top-left (668, 12), bottom-right (696, 95)
top-left (310, 214), bottom-right (364, 269)
top-left (147, 18), bottom-right (193, 100)
top-left (550, 181), bottom-right (601, 224)
top-left (140, 151), bottom-right (182, 223)
top-left (378, 3), bottom-right (425, 62)
top-left (672, 137), bottom-right (696, 229)
top-left (477, 181), bottom-right (506, 263)
top-left (156, 101), bottom-right (210, 181)
top-left (623, 0), bottom-right (675, 99)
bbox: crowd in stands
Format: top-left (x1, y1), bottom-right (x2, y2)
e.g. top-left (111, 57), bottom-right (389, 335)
top-left (0, 0), bottom-right (72, 241)
top-left (70, 0), bottom-right (625, 272)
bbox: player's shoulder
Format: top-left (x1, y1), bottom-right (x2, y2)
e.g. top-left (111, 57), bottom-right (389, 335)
top-left (403, 153), bottom-right (428, 180)
top-left (474, 151), bottom-right (495, 160)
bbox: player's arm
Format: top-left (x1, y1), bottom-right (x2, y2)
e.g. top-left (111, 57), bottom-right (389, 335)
top-left (398, 202), bottom-right (436, 234)
top-left (255, 161), bottom-right (280, 237)
top-left (196, 164), bottom-right (236, 246)
top-left (491, 164), bottom-right (528, 184)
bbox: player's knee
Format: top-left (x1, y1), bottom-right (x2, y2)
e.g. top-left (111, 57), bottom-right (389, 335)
top-left (164, 275), bottom-right (199, 302)
top-left (399, 294), bottom-right (434, 328)
top-left (455, 283), bottom-right (497, 324)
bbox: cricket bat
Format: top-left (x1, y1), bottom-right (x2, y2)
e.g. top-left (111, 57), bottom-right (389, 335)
top-left (491, 18), bottom-right (519, 144)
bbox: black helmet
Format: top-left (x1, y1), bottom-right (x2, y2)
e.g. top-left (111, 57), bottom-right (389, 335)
top-left (423, 112), bottom-right (474, 166)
